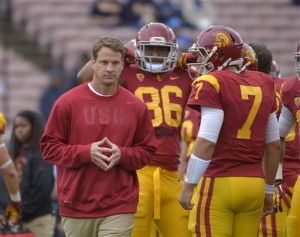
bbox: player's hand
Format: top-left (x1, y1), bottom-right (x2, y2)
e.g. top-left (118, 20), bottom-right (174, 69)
top-left (124, 47), bottom-right (135, 65)
top-left (0, 214), bottom-right (5, 230)
top-left (273, 180), bottom-right (292, 212)
top-left (4, 201), bottom-right (22, 226)
top-left (177, 52), bottom-right (198, 69)
top-left (178, 183), bottom-right (196, 210)
top-left (261, 193), bottom-right (273, 217)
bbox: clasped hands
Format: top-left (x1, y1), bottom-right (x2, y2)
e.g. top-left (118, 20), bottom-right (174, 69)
top-left (90, 137), bottom-right (121, 171)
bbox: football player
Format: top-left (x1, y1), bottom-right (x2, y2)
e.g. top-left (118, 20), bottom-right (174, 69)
top-left (178, 25), bottom-right (281, 236)
top-left (247, 44), bottom-right (295, 237)
top-left (0, 112), bottom-right (22, 227)
top-left (255, 54), bottom-right (291, 237)
top-left (278, 42), bottom-right (300, 237)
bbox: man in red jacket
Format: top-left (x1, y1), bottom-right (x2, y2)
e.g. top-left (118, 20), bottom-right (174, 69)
top-left (77, 23), bottom-right (195, 237)
top-left (40, 36), bottom-right (157, 237)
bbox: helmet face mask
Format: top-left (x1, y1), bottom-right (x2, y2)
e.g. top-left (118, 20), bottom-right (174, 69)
top-left (135, 23), bottom-right (178, 73)
top-left (295, 42), bottom-right (300, 80)
top-left (187, 25), bottom-right (244, 77)
top-left (137, 44), bottom-right (174, 72)
top-left (188, 45), bottom-right (215, 77)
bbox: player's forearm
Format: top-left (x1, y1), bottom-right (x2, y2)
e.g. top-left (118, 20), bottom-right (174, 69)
top-left (2, 162), bottom-right (19, 195)
top-left (264, 139), bottom-right (281, 185)
top-left (192, 137), bottom-right (215, 161)
top-left (0, 146), bottom-right (20, 195)
top-left (279, 136), bottom-right (286, 162)
top-left (77, 61), bottom-right (93, 84)
top-left (179, 140), bottom-right (188, 163)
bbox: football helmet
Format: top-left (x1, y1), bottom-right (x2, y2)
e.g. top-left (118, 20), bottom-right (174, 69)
top-left (240, 43), bottom-right (257, 72)
top-left (135, 22), bottom-right (178, 73)
top-left (124, 39), bottom-right (136, 65)
top-left (269, 60), bottom-right (280, 78)
top-left (294, 42), bottom-right (300, 80)
top-left (187, 25), bottom-right (244, 76)
top-left (124, 39), bottom-right (136, 51)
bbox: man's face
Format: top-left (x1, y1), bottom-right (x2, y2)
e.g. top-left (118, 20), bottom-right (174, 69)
top-left (144, 45), bottom-right (169, 64)
top-left (92, 47), bottom-right (124, 87)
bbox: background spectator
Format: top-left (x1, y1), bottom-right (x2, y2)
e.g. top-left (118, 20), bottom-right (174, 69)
top-left (181, 0), bottom-right (215, 30)
top-left (293, 0), bottom-right (300, 5)
top-left (121, 0), bottom-right (157, 28)
top-left (63, 52), bottom-right (90, 91)
top-left (9, 110), bottom-right (55, 237)
top-left (39, 68), bottom-right (64, 121)
top-left (90, 0), bottom-right (125, 26)
top-left (155, 0), bottom-right (183, 26)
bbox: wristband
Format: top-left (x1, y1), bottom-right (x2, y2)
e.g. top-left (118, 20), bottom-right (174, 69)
top-left (0, 159), bottom-right (12, 170)
top-left (185, 154), bottom-right (210, 184)
top-left (275, 163), bottom-right (283, 180)
top-left (10, 191), bottom-right (21, 202)
top-left (0, 143), bottom-right (6, 148)
top-left (265, 184), bottom-right (274, 194)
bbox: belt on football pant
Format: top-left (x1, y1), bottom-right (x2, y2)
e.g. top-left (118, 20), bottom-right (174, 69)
top-left (153, 167), bottom-right (161, 219)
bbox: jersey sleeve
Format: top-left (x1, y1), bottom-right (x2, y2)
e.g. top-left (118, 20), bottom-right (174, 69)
top-left (188, 74), bottom-right (222, 111)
